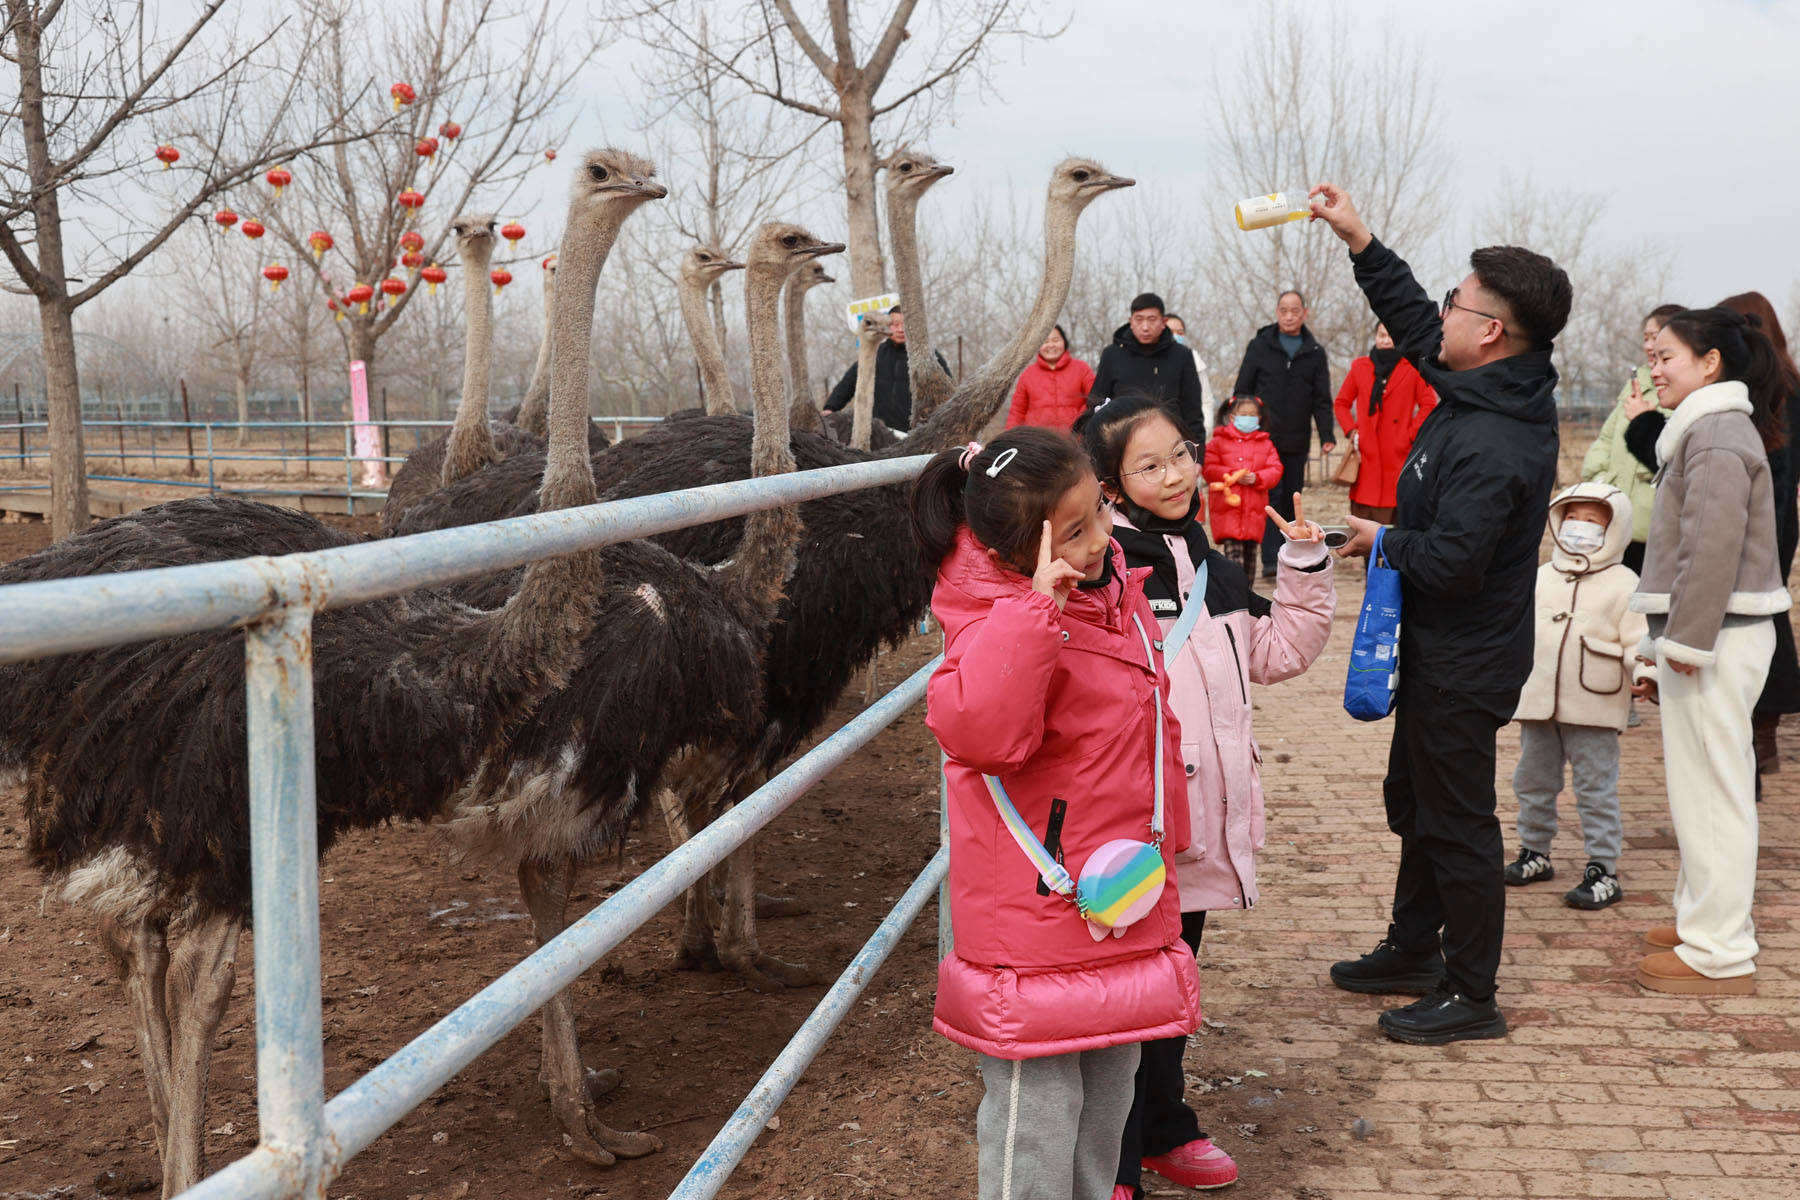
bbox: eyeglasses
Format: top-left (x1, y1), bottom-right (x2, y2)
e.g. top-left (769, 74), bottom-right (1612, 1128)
top-left (1119, 441), bottom-right (1198, 484)
top-left (1442, 288), bottom-right (1506, 327)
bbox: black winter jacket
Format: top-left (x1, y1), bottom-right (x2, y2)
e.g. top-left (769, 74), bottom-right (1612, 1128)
top-left (824, 340), bottom-right (949, 433)
top-left (1232, 324), bottom-right (1334, 456)
top-left (1086, 324), bottom-right (1208, 436)
top-left (1351, 238), bottom-right (1560, 697)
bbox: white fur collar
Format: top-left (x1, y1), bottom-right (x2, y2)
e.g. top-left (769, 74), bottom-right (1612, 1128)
top-left (1656, 379), bottom-right (1752, 465)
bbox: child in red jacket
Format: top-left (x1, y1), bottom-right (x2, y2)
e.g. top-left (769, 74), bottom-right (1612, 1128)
top-left (911, 425), bottom-right (1199, 1200)
top-left (1203, 395), bottom-right (1284, 578)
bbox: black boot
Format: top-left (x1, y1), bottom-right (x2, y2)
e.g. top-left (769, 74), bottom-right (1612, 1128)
top-left (1377, 989), bottom-right (1508, 1045)
top-left (1329, 933), bottom-right (1446, 995)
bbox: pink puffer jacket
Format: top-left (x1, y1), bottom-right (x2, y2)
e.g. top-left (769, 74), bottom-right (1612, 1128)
top-left (1113, 514), bottom-right (1336, 911)
top-left (927, 528), bottom-right (1201, 1061)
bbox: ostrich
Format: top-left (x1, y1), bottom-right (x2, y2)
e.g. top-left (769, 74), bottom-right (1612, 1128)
top-left (508, 251), bottom-right (557, 434)
top-left (679, 244), bottom-right (747, 414)
top-left (0, 151), bottom-right (674, 1195)
top-left (881, 147), bottom-right (957, 427)
top-left (383, 157), bottom-right (1133, 987)
top-left (439, 217), bottom-right (842, 1164)
top-left (784, 257), bottom-right (833, 436)
top-left (845, 310), bottom-right (892, 451)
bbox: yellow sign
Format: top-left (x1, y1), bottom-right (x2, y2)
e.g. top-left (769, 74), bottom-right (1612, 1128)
top-left (845, 292), bottom-right (900, 333)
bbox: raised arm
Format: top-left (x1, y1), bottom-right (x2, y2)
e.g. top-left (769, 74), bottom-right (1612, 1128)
top-left (1310, 183), bottom-right (1443, 365)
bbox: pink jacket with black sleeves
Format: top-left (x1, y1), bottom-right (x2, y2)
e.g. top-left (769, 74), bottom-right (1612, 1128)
top-left (926, 527), bottom-right (1201, 1061)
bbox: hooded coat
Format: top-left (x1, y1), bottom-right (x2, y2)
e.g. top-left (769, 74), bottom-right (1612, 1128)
top-left (1112, 506), bottom-right (1335, 911)
top-left (1334, 350), bottom-right (1437, 508)
top-left (1348, 238), bottom-right (1562, 695)
top-left (1232, 323), bottom-right (1335, 457)
top-left (1515, 482), bottom-right (1651, 730)
top-left (926, 529), bottom-right (1200, 1060)
top-left (1201, 421), bottom-right (1284, 542)
top-left (1087, 324), bottom-right (1209, 436)
top-left (1005, 350), bottom-right (1096, 430)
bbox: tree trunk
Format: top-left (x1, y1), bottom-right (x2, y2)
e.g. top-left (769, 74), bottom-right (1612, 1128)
top-left (838, 89), bottom-right (885, 297)
top-left (38, 295), bottom-right (87, 537)
top-left (234, 360), bottom-right (251, 447)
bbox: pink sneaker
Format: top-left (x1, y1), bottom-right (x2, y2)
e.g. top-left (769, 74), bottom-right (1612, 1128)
top-left (1111, 1187), bottom-right (1136, 1200)
top-left (1143, 1137), bottom-right (1240, 1189)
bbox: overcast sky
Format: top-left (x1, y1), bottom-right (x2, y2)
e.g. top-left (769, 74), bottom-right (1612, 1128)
top-left (548, 0), bottom-right (1800, 316)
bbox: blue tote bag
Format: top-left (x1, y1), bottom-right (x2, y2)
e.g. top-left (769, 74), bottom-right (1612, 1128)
top-left (1344, 527), bottom-right (1402, 720)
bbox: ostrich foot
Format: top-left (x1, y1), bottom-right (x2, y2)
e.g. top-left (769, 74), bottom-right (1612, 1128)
top-left (548, 1086), bottom-right (662, 1168)
top-left (673, 939), bottom-right (723, 972)
top-left (538, 1065), bottom-right (622, 1102)
top-left (754, 892), bottom-right (809, 919)
top-left (723, 947), bottom-right (819, 993)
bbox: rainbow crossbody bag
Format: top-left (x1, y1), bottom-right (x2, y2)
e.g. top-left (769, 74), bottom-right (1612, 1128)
top-left (984, 590), bottom-right (1204, 942)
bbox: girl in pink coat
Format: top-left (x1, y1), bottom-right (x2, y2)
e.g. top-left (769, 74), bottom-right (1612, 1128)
top-left (912, 425), bottom-right (1201, 1200)
top-left (1081, 395), bottom-right (1336, 1198)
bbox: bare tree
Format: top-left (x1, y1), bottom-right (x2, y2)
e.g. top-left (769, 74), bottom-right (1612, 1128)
top-left (255, 0), bottom-right (601, 451)
top-left (1202, 7), bottom-right (1449, 372)
top-left (0, 0), bottom-right (383, 535)
top-left (616, 0), bottom-right (1063, 298)
top-left (180, 216), bottom-right (271, 444)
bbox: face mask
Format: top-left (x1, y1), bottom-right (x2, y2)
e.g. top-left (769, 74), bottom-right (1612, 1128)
top-left (1232, 415), bottom-right (1260, 434)
top-left (1172, 333), bottom-right (1187, 346)
top-left (1559, 519), bottom-right (1607, 555)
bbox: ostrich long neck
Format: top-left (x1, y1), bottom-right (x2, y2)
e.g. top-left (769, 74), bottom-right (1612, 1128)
top-left (889, 189), bottom-right (951, 425)
top-left (538, 211), bottom-right (622, 510)
top-left (783, 273), bottom-right (813, 407)
top-left (894, 200), bottom-right (1082, 457)
top-left (681, 270), bottom-right (737, 415)
top-left (850, 330), bottom-right (881, 450)
top-left (442, 242), bottom-right (497, 483)
top-left (513, 271), bottom-right (556, 436)
top-left (718, 254), bottom-right (802, 633)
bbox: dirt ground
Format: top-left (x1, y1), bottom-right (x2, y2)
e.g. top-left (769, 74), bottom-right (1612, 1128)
top-left (0, 497), bottom-right (1354, 1200)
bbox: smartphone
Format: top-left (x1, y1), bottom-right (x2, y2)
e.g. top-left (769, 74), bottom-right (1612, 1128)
top-left (1319, 524), bottom-right (1352, 549)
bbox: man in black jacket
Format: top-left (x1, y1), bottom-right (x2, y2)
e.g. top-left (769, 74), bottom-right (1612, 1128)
top-left (1233, 291), bottom-right (1336, 577)
top-left (1312, 181), bottom-right (1570, 1046)
top-left (1084, 292), bottom-right (1208, 435)
top-left (823, 307), bottom-right (948, 433)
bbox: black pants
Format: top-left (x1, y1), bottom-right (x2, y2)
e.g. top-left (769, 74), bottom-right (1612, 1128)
top-left (1622, 539), bottom-right (1646, 576)
top-left (1384, 675), bottom-right (1514, 1001)
top-left (1115, 910), bottom-right (1208, 1190)
top-left (1260, 448), bottom-right (1310, 569)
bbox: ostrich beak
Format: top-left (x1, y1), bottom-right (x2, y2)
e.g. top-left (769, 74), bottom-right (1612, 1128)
top-left (925, 163), bottom-right (955, 179)
top-left (720, 260), bottom-right (746, 271)
top-left (1094, 173), bottom-right (1136, 191)
top-left (806, 241), bottom-right (846, 259)
top-left (817, 271), bottom-right (836, 284)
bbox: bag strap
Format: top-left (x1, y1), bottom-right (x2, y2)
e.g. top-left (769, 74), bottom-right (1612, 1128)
top-left (1162, 556), bottom-right (1209, 659)
top-left (982, 611), bottom-right (1167, 897)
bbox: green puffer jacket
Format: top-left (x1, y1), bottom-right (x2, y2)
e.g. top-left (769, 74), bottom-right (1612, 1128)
top-left (1580, 365), bottom-right (1658, 543)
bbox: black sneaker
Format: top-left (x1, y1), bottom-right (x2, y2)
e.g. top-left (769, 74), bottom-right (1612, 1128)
top-left (1329, 935), bottom-right (1447, 995)
top-left (1564, 862), bottom-right (1622, 910)
top-left (1503, 847), bottom-right (1554, 886)
top-left (1377, 988), bottom-right (1508, 1045)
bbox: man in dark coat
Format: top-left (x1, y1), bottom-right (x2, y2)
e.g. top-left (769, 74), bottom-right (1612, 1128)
top-left (823, 306), bottom-right (948, 433)
top-left (1313, 181), bottom-right (1570, 1047)
top-left (1084, 292), bottom-right (1208, 436)
top-left (1233, 291), bottom-right (1336, 577)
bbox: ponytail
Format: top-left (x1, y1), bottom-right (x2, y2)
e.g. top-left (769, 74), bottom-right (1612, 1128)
top-left (910, 448), bottom-right (971, 566)
top-left (1663, 306), bottom-right (1797, 452)
top-left (908, 427), bottom-right (1090, 570)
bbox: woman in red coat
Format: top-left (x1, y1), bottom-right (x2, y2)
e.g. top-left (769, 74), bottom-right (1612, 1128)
top-left (1006, 324), bottom-right (1096, 429)
top-left (1333, 323), bottom-right (1438, 521)
top-left (1202, 395), bottom-right (1285, 577)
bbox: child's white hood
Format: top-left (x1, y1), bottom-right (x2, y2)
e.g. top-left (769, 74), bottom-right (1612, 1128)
top-left (1547, 481), bottom-right (1633, 573)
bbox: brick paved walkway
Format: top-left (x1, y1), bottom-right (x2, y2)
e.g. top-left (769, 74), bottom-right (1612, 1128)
top-left (1189, 543), bottom-right (1800, 1199)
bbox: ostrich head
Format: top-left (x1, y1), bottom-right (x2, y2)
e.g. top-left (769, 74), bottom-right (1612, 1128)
top-left (568, 147), bottom-right (667, 229)
top-left (1048, 157), bottom-right (1135, 217)
top-left (747, 222), bottom-right (845, 277)
top-left (855, 310), bottom-right (892, 348)
top-left (681, 244), bottom-right (746, 289)
top-left (449, 212), bottom-right (497, 266)
top-left (794, 260), bottom-right (835, 291)
top-left (881, 146), bottom-right (954, 202)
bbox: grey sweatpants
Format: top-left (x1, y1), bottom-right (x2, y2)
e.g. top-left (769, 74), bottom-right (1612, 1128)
top-left (1513, 720), bottom-right (1623, 873)
top-left (976, 1043), bottom-right (1141, 1200)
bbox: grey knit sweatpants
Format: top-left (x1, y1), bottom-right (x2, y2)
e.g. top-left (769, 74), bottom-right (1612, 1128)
top-left (976, 1043), bottom-right (1141, 1200)
top-left (1513, 719), bottom-right (1623, 873)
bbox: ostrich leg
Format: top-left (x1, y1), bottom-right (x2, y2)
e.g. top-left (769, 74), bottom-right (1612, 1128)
top-left (517, 856), bottom-right (657, 1166)
top-left (159, 912), bottom-right (242, 1198)
top-left (715, 798), bottom-right (817, 992)
top-left (656, 786), bottom-right (723, 970)
top-left (101, 916), bottom-right (174, 1162)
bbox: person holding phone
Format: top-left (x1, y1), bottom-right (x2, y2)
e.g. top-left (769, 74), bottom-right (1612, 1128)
top-left (1582, 304), bottom-right (1686, 574)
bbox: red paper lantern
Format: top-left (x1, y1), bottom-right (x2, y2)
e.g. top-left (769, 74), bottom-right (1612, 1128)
top-left (438, 120), bottom-right (461, 140)
top-left (489, 267), bottom-right (512, 295)
top-left (390, 81), bottom-right (416, 110)
top-left (262, 264), bottom-right (290, 292)
top-left (307, 230), bottom-right (334, 259)
top-left (346, 282), bottom-right (374, 314)
top-left (213, 208), bottom-right (239, 232)
top-left (327, 296), bottom-right (343, 322)
top-left (500, 221), bottom-right (526, 249)
top-left (265, 166), bottom-right (292, 198)
top-left (399, 229), bottom-right (425, 253)
top-left (379, 276), bottom-right (407, 300)
top-left (401, 250), bottom-right (424, 270)
top-left (154, 144), bottom-right (179, 170)
top-left (543, 147), bottom-right (557, 162)
top-left (396, 188), bottom-right (425, 222)
top-left (415, 137), bottom-right (439, 160)
top-left (420, 263), bottom-right (447, 295)
top-left (541, 253), bottom-right (557, 271)
top-left (241, 219), bottom-right (266, 240)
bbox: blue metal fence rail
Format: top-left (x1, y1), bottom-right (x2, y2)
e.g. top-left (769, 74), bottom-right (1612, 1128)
top-left (0, 454), bottom-right (940, 1199)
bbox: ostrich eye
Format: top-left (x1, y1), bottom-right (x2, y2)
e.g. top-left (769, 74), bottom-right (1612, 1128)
top-left (781, 234), bottom-right (799, 248)
top-left (899, 162), bottom-right (914, 172)
top-left (1072, 169), bottom-right (1091, 182)
top-left (587, 163), bottom-right (610, 181)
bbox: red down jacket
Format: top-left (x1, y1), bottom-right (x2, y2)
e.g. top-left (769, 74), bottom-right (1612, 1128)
top-left (926, 528), bottom-right (1201, 1060)
top-left (1202, 423), bottom-right (1284, 542)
